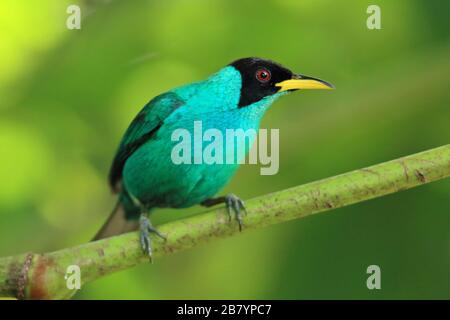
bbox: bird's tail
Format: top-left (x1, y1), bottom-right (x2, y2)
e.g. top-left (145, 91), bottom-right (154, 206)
top-left (92, 196), bottom-right (140, 241)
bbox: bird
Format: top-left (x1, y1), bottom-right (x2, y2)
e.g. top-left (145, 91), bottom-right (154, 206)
top-left (93, 57), bottom-right (333, 258)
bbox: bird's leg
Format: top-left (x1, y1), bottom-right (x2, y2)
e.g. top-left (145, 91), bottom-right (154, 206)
top-left (201, 193), bottom-right (247, 231)
top-left (139, 212), bottom-right (166, 262)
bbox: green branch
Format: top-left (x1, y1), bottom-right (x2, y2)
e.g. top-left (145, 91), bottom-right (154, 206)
top-left (1, 145), bottom-right (449, 300)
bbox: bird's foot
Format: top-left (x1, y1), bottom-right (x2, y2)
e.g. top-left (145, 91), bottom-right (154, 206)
top-left (225, 193), bottom-right (247, 231)
top-left (202, 193), bottom-right (247, 231)
top-left (139, 214), bottom-right (166, 262)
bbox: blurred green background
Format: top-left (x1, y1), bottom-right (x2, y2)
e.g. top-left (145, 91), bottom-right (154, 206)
top-left (0, 0), bottom-right (449, 299)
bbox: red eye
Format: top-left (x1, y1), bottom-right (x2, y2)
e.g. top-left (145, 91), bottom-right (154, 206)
top-left (255, 68), bottom-right (271, 83)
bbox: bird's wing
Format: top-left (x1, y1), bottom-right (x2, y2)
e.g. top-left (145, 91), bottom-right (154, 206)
top-left (109, 92), bottom-right (184, 192)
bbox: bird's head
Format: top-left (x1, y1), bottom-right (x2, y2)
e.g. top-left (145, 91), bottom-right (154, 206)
top-left (229, 57), bottom-right (334, 108)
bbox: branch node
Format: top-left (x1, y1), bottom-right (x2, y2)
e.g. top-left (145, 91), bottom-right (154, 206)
top-left (17, 252), bottom-right (34, 300)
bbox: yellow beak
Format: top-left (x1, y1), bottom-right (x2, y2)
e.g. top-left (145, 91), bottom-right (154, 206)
top-left (275, 74), bottom-right (334, 92)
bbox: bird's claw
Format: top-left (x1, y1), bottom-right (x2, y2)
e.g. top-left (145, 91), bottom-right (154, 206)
top-left (139, 214), bottom-right (166, 262)
top-left (225, 193), bottom-right (247, 231)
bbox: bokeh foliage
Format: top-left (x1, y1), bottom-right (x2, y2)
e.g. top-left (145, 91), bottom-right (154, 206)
top-left (0, 0), bottom-right (449, 299)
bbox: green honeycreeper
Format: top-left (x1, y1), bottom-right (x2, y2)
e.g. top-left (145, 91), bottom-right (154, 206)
top-left (94, 57), bottom-right (333, 257)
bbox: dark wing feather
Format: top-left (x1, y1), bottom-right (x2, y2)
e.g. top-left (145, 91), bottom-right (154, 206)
top-left (109, 92), bottom-right (184, 192)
